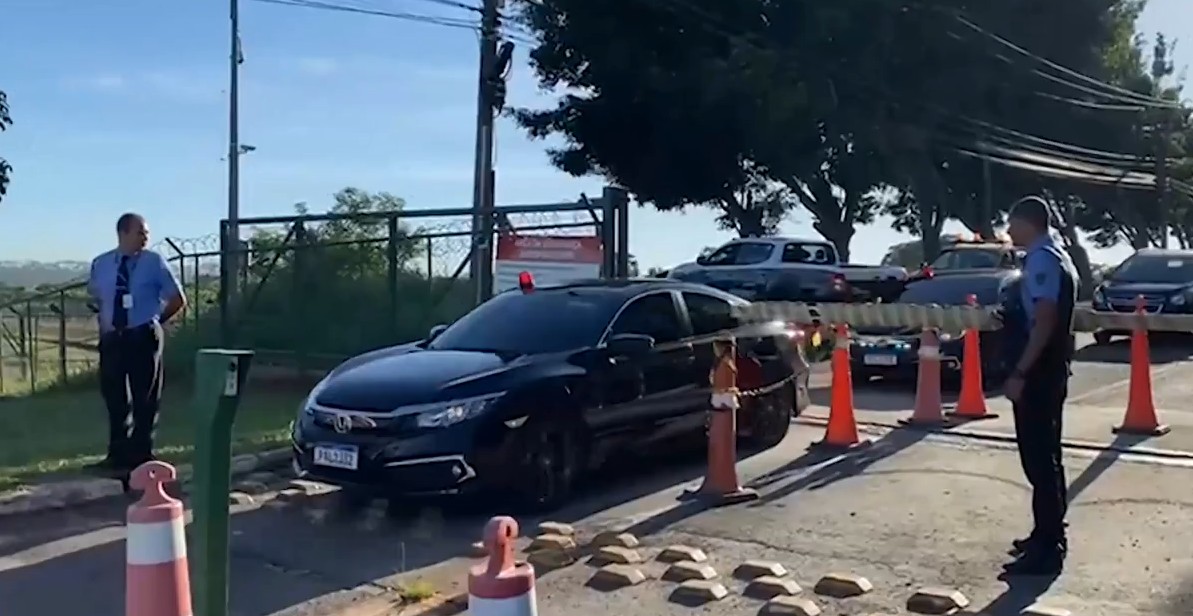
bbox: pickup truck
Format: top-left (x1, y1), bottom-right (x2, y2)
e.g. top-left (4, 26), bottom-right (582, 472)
top-left (668, 237), bottom-right (908, 302)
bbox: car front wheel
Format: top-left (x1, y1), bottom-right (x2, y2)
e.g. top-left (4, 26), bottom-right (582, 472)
top-left (512, 418), bottom-right (581, 513)
top-left (741, 381), bottom-right (794, 450)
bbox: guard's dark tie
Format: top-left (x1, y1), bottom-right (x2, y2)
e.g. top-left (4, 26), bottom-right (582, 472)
top-left (114, 255), bottom-right (130, 331)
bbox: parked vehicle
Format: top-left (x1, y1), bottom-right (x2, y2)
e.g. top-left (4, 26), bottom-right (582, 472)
top-left (668, 237), bottom-right (908, 302)
top-left (849, 270), bottom-right (1020, 384)
top-left (1091, 248), bottom-right (1193, 344)
top-left (290, 276), bottom-right (807, 511)
top-left (909, 239), bottom-right (1025, 281)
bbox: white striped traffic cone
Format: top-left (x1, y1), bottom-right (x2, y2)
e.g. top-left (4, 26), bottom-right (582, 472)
top-left (469, 516), bottom-right (538, 616)
top-left (126, 461), bottom-right (192, 616)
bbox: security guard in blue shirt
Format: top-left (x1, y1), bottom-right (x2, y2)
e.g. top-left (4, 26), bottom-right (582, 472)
top-left (1002, 196), bottom-right (1078, 575)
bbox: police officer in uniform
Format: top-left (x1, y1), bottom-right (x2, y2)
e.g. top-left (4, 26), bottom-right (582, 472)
top-left (1002, 196), bottom-right (1078, 575)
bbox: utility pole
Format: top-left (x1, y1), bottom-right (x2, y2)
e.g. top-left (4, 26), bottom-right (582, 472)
top-left (1154, 115), bottom-right (1171, 248)
top-left (225, 0), bottom-right (243, 309)
top-left (469, 0), bottom-right (501, 305)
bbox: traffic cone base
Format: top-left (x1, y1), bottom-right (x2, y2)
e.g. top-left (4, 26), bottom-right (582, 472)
top-left (810, 435), bottom-right (873, 451)
top-left (1113, 423), bottom-right (1171, 437)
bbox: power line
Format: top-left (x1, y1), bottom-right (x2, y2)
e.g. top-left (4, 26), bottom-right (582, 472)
top-left (949, 12), bottom-right (1183, 110)
top-left (249, 0), bottom-right (534, 43)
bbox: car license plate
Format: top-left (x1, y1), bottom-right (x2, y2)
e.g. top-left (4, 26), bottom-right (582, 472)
top-left (313, 444), bottom-right (359, 470)
top-left (863, 354), bottom-right (897, 367)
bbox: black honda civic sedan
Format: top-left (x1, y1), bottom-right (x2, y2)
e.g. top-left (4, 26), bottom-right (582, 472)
top-left (290, 277), bottom-right (809, 511)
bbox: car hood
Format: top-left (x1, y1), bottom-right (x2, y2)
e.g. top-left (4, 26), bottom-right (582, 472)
top-left (314, 346), bottom-right (527, 411)
top-left (1102, 281), bottom-right (1190, 296)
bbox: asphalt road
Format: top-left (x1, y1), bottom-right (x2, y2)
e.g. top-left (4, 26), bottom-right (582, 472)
top-left (2, 333), bottom-right (1192, 616)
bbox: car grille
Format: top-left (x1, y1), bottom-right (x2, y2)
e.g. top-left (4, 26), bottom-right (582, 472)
top-left (310, 404), bottom-right (419, 435)
top-left (1104, 293), bottom-right (1164, 313)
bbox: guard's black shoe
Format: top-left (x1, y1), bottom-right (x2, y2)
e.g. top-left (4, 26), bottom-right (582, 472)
top-left (1009, 523), bottom-right (1068, 556)
top-left (1002, 548), bottom-right (1065, 577)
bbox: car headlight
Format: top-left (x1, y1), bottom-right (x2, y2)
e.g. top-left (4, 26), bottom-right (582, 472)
top-left (1171, 293), bottom-right (1187, 306)
top-left (415, 393), bottom-right (504, 429)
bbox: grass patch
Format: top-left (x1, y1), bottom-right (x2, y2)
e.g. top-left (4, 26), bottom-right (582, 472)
top-left (397, 581), bottom-right (438, 603)
top-left (0, 383), bottom-right (306, 493)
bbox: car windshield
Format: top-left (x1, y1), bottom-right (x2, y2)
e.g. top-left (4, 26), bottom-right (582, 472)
top-left (428, 289), bottom-right (616, 354)
top-left (930, 248), bottom-right (1001, 270)
top-left (899, 276), bottom-right (1004, 306)
top-left (1111, 254), bottom-right (1193, 284)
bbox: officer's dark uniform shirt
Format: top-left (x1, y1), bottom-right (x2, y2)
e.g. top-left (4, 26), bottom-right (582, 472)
top-left (1016, 235), bottom-right (1079, 374)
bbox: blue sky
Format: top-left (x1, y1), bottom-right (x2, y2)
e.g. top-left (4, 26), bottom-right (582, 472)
top-left (0, 0), bottom-right (1187, 268)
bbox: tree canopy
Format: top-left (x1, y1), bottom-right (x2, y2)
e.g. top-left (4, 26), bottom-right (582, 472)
top-left (512, 0), bottom-right (1190, 283)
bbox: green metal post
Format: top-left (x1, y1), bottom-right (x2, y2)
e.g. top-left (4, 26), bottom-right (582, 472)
top-left (190, 348), bottom-right (254, 616)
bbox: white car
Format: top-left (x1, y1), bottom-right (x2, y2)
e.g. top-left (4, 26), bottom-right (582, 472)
top-left (669, 237), bottom-right (908, 302)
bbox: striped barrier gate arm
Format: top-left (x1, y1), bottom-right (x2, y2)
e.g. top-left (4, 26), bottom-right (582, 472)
top-left (733, 302), bottom-right (1193, 334)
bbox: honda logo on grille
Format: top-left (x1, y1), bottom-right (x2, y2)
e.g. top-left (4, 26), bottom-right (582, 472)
top-left (331, 412), bottom-right (377, 434)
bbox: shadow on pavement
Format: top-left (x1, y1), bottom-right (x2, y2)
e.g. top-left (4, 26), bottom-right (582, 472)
top-left (747, 426), bottom-right (932, 505)
top-left (0, 443), bottom-right (725, 616)
top-left (976, 574), bottom-right (1058, 616)
top-left (1072, 334), bottom-right (1193, 365)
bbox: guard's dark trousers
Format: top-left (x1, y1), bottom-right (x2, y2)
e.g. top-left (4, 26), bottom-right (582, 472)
top-left (1011, 366), bottom-right (1069, 549)
top-left (98, 322), bottom-right (164, 467)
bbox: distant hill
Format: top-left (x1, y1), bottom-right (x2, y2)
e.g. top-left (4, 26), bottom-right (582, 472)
top-left (0, 260), bottom-right (89, 290)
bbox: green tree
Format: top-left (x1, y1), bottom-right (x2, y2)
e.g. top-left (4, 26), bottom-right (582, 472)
top-left (0, 91), bottom-right (12, 202)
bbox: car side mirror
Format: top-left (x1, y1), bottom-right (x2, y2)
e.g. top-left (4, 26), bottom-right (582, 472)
top-left (427, 324), bottom-right (448, 341)
top-left (606, 333), bottom-right (655, 356)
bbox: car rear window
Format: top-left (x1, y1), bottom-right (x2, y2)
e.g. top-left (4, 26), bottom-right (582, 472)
top-left (781, 242), bottom-right (836, 265)
top-left (1111, 254), bottom-right (1193, 284)
top-left (931, 248), bottom-right (1002, 270)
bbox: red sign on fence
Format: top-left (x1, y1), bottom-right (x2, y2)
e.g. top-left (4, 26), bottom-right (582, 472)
top-left (493, 235), bottom-right (603, 292)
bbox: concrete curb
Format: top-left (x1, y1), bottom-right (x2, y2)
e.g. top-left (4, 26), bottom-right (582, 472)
top-left (0, 447), bottom-right (292, 518)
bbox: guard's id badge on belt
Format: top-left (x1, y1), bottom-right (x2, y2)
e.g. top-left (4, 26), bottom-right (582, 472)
top-left (121, 294), bottom-right (133, 309)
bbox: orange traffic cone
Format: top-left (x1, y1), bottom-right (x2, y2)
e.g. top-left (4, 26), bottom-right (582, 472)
top-left (949, 294), bottom-right (998, 421)
top-left (1113, 296), bottom-right (1170, 436)
top-left (815, 324), bottom-right (868, 449)
top-left (899, 328), bottom-right (954, 428)
top-left (684, 337), bottom-right (759, 505)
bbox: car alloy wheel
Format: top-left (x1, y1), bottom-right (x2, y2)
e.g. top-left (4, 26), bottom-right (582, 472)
top-left (743, 383), bottom-right (793, 450)
top-left (517, 422), bottom-right (577, 512)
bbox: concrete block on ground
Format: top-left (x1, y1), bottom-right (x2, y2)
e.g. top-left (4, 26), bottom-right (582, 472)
top-left (1021, 604), bottom-right (1071, 616)
top-left (527, 548), bottom-right (578, 570)
top-left (274, 488), bottom-right (305, 503)
top-left (733, 560), bottom-right (788, 580)
top-left (662, 561), bottom-right (718, 582)
top-left (228, 491), bottom-right (255, 506)
top-left (288, 479), bottom-right (333, 496)
top-left (761, 596), bottom-right (822, 616)
top-left (526, 533), bottom-right (577, 552)
top-left (537, 521), bottom-right (575, 537)
top-left (589, 546), bottom-right (643, 566)
top-left (812, 572), bottom-right (873, 598)
top-left (907, 587), bottom-right (971, 614)
top-left (586, 565), bottom-right (646, 591)
top-left (591, 531), bottom-right (640, 548)
top-left (657, 545), bottom-right (708, 563)
top-left (669, 580), bottom-right (729, 605)
top-left (743, 576), bottom-right (802, 599)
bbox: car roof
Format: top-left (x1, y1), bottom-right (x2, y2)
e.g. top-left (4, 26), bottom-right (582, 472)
top-left (1132, 248), bottom-right (1193, 258)
top-left (527, 278), bottom-right (745, 301)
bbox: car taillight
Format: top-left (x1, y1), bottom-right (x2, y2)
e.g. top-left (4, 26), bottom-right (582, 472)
top-left (831, 273), bottom-right (847, 289)
top-left (920, 266), bottom-right (934, 279)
